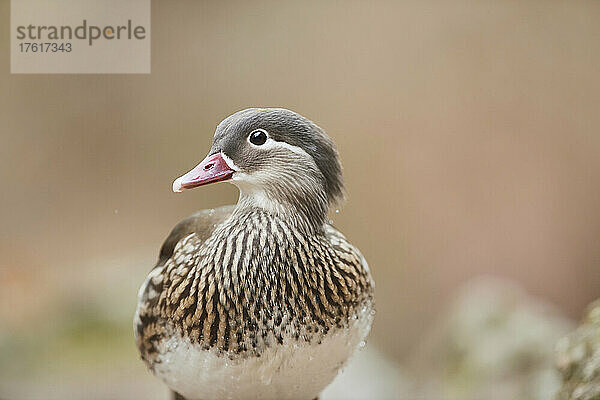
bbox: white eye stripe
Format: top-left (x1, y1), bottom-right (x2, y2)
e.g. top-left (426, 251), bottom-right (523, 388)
top-left (224, 136), bottom-right (310, 173)
top-left (261, 137), bottom-right (310, 157)
top-left (246, 128), bottom-right (310, 157)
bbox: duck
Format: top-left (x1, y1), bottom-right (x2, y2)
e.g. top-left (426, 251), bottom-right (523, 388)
top-left (134, 108), bottom-right (375, 400)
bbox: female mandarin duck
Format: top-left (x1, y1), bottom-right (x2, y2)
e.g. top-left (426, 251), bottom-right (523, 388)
top-left (134, 108), bottom-right (374, 400)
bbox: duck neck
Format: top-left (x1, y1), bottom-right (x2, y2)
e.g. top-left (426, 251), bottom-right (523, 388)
top-left (234, 183), bottom-right (329, 235)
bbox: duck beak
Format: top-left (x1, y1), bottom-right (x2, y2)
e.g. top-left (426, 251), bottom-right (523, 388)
top-left (172, 153), bottom-right (235, 192)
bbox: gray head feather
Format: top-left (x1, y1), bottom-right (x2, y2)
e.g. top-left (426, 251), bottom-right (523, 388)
top-left (212, 108), bottom-right (345, 206)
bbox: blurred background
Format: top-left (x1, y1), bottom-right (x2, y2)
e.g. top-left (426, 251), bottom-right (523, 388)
top-left (1, 1), bottom-right (599, 399)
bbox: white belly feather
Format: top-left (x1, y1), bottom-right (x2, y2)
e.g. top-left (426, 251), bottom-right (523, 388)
top-left (152, 306), bottom-right (373, 400)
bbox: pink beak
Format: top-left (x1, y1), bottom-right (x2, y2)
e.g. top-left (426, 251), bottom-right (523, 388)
top-left (172, 153), bottom-right (235, 192)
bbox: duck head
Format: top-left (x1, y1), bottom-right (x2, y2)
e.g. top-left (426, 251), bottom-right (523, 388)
top-left (172, 108), bottom-right (344, 230)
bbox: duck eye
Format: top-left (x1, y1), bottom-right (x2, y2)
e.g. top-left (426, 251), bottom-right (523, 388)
top-left (249, 129), bottom-right (268, 146)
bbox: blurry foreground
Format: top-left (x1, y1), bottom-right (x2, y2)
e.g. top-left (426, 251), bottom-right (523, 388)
top-left (0, 274), bottom-right (581, 399)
